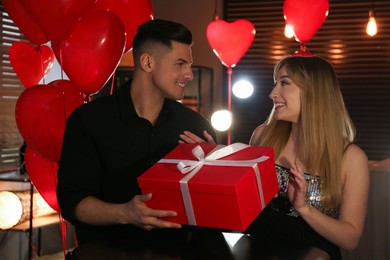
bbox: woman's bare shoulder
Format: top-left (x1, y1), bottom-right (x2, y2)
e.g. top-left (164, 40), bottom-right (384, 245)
top-left (343, 143), bottom-right (369, 179)
top-left (344, 144), bottom-right (368, 162)
top-left (249, 124), bottom-right (268, 145)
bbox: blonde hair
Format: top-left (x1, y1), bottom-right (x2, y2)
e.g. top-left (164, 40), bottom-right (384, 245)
top-left (259, 56), bottom-right (355, 208)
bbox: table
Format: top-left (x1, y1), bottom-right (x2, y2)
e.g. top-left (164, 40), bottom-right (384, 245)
top-left (66, 231), bottom-right (330, 260)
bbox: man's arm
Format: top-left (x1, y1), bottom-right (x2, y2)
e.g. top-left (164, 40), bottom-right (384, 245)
top-left (75, 194), bottom-right (181, 230)
top-left (57, 110), bottom-right (181, 230)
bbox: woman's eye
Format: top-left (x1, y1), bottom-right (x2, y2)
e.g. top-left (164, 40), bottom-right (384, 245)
top-left (281, 81), bottom-right (289, 86)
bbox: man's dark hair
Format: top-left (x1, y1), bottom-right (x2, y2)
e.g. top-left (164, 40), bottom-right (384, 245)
top-left (132, 19), bottom-right (192, 57)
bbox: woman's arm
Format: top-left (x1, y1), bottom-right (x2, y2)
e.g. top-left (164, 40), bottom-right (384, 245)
top-left (291, 144), bottom-right (369, 250)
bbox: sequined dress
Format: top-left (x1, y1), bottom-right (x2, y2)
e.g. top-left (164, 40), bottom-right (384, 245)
top-left (245, 164), bottom-right (342, 259)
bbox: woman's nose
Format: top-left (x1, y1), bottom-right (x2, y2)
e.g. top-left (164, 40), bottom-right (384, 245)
top-left (269, 90), bottom-right (278, 100)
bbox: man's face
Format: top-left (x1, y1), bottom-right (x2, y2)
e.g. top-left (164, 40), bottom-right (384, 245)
top-left (150, 41), bottom-right (194, 100)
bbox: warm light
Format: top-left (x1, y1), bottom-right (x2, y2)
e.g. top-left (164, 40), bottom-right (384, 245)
top-left (233, 80), bottom-right (254, 99)
top-left (366, 10), bottom-right (377, 36)
top-left (284, 24), bottom-right (294, 38)
top-left (211, 110), bottom-right (232, 131)
top-left (328, 40), bottom-right (346, 63)
top-left (0, 190), bottom-right (56, 230)
top-left (0, 191), bottom-right (23, 229)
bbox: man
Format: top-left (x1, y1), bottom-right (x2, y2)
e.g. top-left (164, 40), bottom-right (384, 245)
top-left (56, 19), bottom-right (217, 252)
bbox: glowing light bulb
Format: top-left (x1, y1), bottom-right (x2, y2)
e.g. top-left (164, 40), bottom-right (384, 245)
top-left (0, 191), bottom-right (23, 229)
top-left (366, 10), bottom-right (377, 37)
top-left (211, 110), bottom-right (232, 131)
top-left (233, 80), bottom-right (254, 99)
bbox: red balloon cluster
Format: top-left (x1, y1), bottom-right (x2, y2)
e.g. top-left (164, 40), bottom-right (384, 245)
top-left (93, 0), bottom-right (154, 53)
top-left (3, 0), bottom-right (154, 212)
top-left (15, 80), bottom-right (84, 163)
top-left (51, 10), bottom-right (126, 95)
top-left (15, 80), bottom-right (84, 211)
top-left (5, 0), bottom-right (153, 93)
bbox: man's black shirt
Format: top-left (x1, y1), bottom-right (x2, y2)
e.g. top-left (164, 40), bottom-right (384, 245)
top-left (56, 82), bottom-right (216, 245)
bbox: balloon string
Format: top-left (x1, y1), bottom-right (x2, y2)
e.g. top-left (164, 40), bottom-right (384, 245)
top-left (61, 89), bottom-right (67, 131)
top-left (227, 66), bottom-right (233, 145)
top-left (57, 42), bottom-right (64, 80)
top-left (59, 214), bottom-right (68, 258)
top-left (54, 163), bottom-right (68, 257)
top-left (300, 42), bottom-right (306, 52)
top-left (213, 0), bottom-right (219, 20)
top-left (110, 72), bottom-right (116, 95)
top-left (29, 182), bottom-right (34, 259)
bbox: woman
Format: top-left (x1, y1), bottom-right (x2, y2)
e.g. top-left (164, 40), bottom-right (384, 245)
top-left (180, 56), bottom-right (369, 259)
top-left (245, 56), bottom-right (369, 259)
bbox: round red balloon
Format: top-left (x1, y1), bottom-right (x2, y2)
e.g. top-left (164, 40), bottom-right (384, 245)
top-left (207, 19), bottom-right (255, 68)
top-left (20, 0), bottom-right (96, 42)
top-left (15, 82), bottom-right (84, 162)
top-left (93, 0), bottom-right (153, 53)
top-left (3, 0), bottom-right (49, 44)
top-left (24, 146), bottom-right (60, 212)
top-left (53, 10), bottom-right (126, 95)
top-left (283, 0), bottom-right (329, 43)
top-left (9, 42), bottom-right (54, 88)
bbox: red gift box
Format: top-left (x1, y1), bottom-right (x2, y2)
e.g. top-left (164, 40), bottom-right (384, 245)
top-left (137, 143), bottom-right (278, 231)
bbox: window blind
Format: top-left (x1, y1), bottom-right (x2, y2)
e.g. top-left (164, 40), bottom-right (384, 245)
top-left (0, 1), bottom-right (25, 171)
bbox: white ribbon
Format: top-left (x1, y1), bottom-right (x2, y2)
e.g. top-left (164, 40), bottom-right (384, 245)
top-left (158, 143), bottom-right (270, 225)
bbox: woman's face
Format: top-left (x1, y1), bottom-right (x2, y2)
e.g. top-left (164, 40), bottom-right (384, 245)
top-left (269, 65), bottom-right (301, 123)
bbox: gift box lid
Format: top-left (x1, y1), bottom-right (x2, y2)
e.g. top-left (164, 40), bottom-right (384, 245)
top-left (138, 144), bottom-right (275, 196)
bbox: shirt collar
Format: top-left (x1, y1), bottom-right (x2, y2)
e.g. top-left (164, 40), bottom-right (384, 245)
top-left (117, 82), bottom-right (174, 125)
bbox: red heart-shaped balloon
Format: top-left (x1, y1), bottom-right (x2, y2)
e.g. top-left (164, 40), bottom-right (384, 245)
top-left (15, 81), bottom-right (84, 162)
top-left (283, 0), bottom-right (329, 43)
top-left (207, 19), bottom-right (255, 68)
top-left (49, 79), bottom-right (86, 118)
top-left (9, 42), bottom-right (54, 88)
top-left (20, 0), bottom-right (96, 42)
top-left (53, 10), bottom-right (126, 95)
top-left (3, 0), bottom-right (49, 44)
top-left (93, 0), bottom-right (153, 53)
top-left (24, 146), bottom-right (60, 212)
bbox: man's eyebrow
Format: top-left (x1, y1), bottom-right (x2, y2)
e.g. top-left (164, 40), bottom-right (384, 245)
top-left (176, 58), bottom-right (191, 63)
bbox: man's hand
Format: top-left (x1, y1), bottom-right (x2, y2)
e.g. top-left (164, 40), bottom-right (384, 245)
top-left (125, 193), bottom-right (182, 230)
top-left (179, 130), bottom-right (216, 144)
top-left (74, 195), bottom-right (181, 230)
